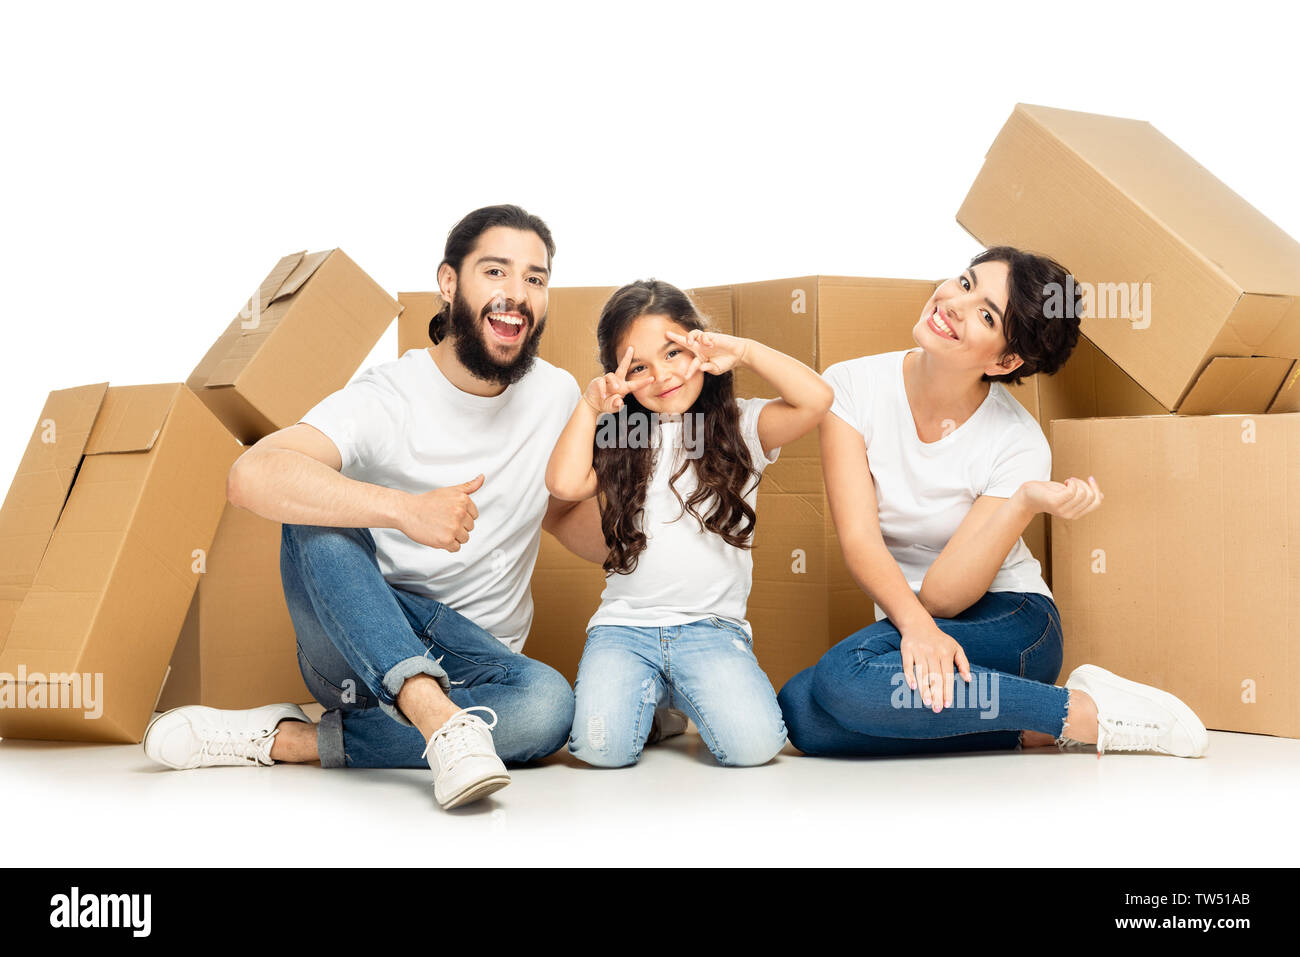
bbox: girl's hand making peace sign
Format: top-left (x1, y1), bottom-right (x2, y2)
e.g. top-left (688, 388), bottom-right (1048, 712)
top-left (583, 345), bottom-right (661, 414)
top-left (664, 329), bottom-right (752, 378)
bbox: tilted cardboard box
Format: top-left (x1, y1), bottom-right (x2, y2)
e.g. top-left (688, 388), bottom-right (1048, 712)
top-left (0, 384), bottom-right (239, 742)
top-left (959, 103), bottom-right (1300, 414)
top-left (1051, 413), bottom-right (1300, 737)
top-left (189, 248), bottom-right (399, 444)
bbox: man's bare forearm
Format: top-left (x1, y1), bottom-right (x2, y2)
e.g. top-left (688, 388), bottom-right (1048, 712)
top-left (228, 447), bottom-right (409, 530)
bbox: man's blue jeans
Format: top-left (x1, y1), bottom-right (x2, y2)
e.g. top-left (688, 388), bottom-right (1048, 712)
top-left (568, 618), bottom-right (788, 768)
top-left (280, 523), bottom-right (575, 769)
top-left (778, 592), bottom-right (1069, 755)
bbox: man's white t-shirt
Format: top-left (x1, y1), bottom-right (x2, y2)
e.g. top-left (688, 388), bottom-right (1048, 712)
top-left (587, 397), bottom-right (780, 636)
top-left (299, 347), bottom-right (580, 652)
top-left (821, 348), bottom-right (1053, 621)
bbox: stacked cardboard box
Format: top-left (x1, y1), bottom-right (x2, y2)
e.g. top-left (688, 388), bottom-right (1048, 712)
top-left (0, 249), bottom-right (399, 740)
top-left (961, 103), bottom-right (1300, 736)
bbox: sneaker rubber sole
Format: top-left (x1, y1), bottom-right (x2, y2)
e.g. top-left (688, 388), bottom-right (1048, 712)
top-left (440, 772), bottom-right (512, 810)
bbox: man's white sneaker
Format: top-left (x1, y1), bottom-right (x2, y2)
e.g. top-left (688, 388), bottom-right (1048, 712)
top-left (142, 703), bottom-right (311, 769)
top-left (421, 706), bottom-right (511, 809)
top-left (646, 707), bottom-right (689, 746)
top-left (1063, 665), bottom-right (1209, 758)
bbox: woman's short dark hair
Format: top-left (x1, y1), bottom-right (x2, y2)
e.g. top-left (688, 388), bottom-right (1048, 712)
top-left (971, 245), bottom-right (1081, 386)
top-left (429, 204), bottom-right (556, 345)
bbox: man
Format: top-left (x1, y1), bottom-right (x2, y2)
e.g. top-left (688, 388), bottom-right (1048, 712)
top-left (143, 205), bottom-right (607, 810)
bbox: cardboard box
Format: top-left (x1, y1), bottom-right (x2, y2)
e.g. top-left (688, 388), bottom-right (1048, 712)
top-left (396, 291), bottom-right (444, 358)
top-left (1050, 413), bottom-right (1300, 737)
top-left (959, 103), bottom-right (1300, 414)
top-left (189, 249), bottom-right (399, 444)
top-left (0, 384), bottom-right (239, 742)
top-left (157, 504), bottom-right (313, 712)
top-left (1006, 334), bottom-right (1169, 582)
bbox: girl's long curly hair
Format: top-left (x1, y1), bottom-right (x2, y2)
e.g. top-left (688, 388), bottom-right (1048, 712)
top-left (594, 280), bottom-right (761, 576)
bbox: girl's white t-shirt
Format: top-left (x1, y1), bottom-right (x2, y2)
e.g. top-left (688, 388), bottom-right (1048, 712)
top-left (299, 346), bottom-right (580, 652)
top-left (587, 397), bottom-right (780, 635)
top-left (821, 348), bottom-right (1053, 621)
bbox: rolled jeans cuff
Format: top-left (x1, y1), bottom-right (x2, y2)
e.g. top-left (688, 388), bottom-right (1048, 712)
top-left (318, 708), bottom-right (347, 769)
top-left (378, 653), bottom-right (452, 728)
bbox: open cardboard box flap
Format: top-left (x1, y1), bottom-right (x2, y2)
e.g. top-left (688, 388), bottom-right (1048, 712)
top-left (0, 383), bottom-right (109, 604)
top-left (83, 382), bottom-right (186, 454)
top-left (190, 250), bottom-right (333, 391)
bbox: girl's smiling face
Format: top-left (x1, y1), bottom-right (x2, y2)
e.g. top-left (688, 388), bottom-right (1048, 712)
top-left (616, 313), bottom-right (706, 414)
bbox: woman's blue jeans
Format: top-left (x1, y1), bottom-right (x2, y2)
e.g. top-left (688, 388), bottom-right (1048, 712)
top-left (280, 523), bottom-right (575, 769)
top-left (778, 592), bottom-right (1069, 756)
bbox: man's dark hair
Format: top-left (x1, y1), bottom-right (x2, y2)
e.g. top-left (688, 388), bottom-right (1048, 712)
top-left (971, 245), bottom-right (1081, 386)
top-left (429, 204), bottom-right (556, 345)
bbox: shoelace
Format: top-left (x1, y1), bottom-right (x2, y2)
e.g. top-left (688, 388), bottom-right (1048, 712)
top-left (196, 724), bottom-right (275, 766)
top-left (1097, 716), bottom-right (1162, 756)
top-left (421, 706), bottom-right (499, 773)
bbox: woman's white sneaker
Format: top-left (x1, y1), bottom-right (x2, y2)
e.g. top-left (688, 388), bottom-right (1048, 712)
top-left (421, 706), bottom-right (511, 809)
top-left (142, 703), bottom-right (312, 769)
top-left (1064, 665), bottom-right (1210, 757)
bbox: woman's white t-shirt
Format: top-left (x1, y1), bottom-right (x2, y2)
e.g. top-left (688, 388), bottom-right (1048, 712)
top-left (821, 348), bottom-right (1053, 621)
top-left (586, 397), bottom-right (780, 636)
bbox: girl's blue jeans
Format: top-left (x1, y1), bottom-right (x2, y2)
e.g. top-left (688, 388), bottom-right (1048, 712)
top-left (778, 592), bottom-right (1069, 755)
top-left (279, 522), bottom-right (575, 769)
top-left (569, 618), bottom-right (788, 768)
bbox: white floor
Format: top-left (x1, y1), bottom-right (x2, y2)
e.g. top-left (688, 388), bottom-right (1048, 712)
top-left (4, 704), bottom-right (1296, 867)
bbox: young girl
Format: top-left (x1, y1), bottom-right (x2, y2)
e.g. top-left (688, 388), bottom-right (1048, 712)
top-left (546, 279), bottom-right (832, 768)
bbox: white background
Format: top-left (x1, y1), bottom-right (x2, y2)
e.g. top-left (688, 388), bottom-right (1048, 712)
top-left (2, 0), bottom-right (1298, 479)
top-left (4, 1), bottom-right (1300, 870)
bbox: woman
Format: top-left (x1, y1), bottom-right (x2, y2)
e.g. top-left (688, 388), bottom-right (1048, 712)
top-left (778, 246), bottom-right (1208, 758)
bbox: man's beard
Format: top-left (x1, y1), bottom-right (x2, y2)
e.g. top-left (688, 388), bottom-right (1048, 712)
top-left (447, 288), bottom-right (546, 387)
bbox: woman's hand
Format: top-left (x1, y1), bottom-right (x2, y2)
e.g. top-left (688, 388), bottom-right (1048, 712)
top-left (664, 328), bottom-right (751, 378)
top-left (1014, 476), bottom-right (1104, 521)
top-left (583, 346), bottom-right (659, 414)
top-left (899, 618), bottom-right (973, 713)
